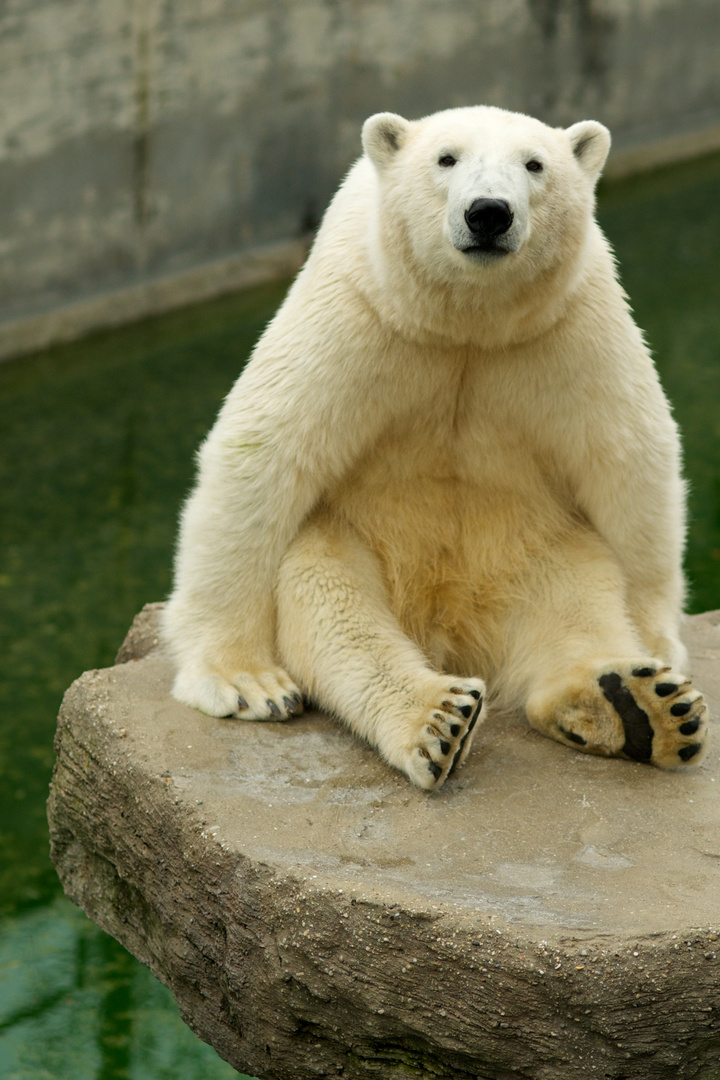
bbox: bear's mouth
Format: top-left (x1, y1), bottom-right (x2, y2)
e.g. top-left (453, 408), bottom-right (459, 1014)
top-left (461, 242), bottom-right (511, 260)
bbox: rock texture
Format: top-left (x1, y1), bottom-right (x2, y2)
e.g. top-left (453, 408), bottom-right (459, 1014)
top-left (48, 605), bottom-right (720, 1080)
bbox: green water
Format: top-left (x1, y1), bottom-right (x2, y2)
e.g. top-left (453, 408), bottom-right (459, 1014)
top-left (1, 154), bottom-right (720, 1077)
top-left (0, 287), bottom-right (290, 1079)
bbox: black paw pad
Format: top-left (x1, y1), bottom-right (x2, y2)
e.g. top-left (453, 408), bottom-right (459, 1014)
top-left (467, 702), bottom-right (482, 732)
top-left (448, 744), bottom-right (464, 777)
top-left (458, 704), bottom-right (473, 719)
top-left (468, 689), bottom-right (481, 700)
top-left (679, 718), bottom-right (701, 736)
top-left (679, 743), bottom-right (701, 762)
top-left (447, 698), bottom-right (484, 778)
top-left (598, 672), bottom-right (653, 762)
top-left (428, 760), bottom-right (443, 780)
top-left (655, 682), bottom-right (677, 698)
top-left (439, 739), bottom-right (451, 756)
top-left (632, 666), bottom-right (656, 678)
top-left (450, 723), bottom-right (461, 737)
top-left (670, 701), bottom-right (691, 716)
top-left (559, 725), bottom-right (587, 746)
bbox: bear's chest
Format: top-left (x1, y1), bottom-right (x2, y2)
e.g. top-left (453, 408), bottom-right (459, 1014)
top-left (330, 404), bottom-right (566, 532)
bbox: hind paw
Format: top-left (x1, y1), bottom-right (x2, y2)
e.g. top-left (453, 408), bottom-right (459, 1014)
top-left (531, 657), bottom-right (709, 768)
top-left (404, 678), bottom-right (486, 790)
top-left (597, 660), bottom-right (708, 767)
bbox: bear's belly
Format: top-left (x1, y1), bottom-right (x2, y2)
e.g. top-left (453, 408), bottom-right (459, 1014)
top-left (322, 441), bottom-right (582, 670)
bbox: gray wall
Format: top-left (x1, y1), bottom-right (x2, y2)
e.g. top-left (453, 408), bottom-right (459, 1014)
top-left (2, 0), bottom-right (720, 352)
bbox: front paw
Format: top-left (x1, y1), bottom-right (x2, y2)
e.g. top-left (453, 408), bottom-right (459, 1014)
top-left (172, 665), bottom-right (304, 721)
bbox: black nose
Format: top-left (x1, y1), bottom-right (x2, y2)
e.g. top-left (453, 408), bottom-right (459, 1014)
top-left (464, 198), bottom-right (514, 240)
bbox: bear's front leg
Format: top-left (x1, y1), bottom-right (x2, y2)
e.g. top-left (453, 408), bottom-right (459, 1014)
top-left (277, 519), bottom-right (487, 789)
top-left (162, 272), bottom-right (423, 726)
top-left (164, 570), bottom-right (304, 721)
top-left (162, 422), bottom-right (313, 722)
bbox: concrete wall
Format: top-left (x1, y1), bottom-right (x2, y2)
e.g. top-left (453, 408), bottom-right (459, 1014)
top-left (2, 0), bottom-right (720, 358)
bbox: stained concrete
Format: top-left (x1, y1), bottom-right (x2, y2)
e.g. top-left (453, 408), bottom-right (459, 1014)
top-left (48, 604), bottom-right (720, 1078)
top-left (4, 0), bottom-right (720, 359)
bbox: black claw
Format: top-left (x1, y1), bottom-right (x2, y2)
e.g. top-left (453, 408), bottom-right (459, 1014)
top-left (467, 702), bottom-right (482, 732)
top-left (237, 696), bottom-right (249, 710)
top-left (468, 689), bottom-right (481, 700)
top-left (679, 718), bottom-right (701, 736)
top-left (670, 701), bottom-right (691, 716)
top-left (458, 704), bottom-right (473, 719)
top-left (428, 761), bottom-right (442, 780)
top-left (450, 724), bottom-right (461, 737)
top-left (267, 699), bottom-right (282, 717)
top-left (679, 743), bottom-right (701, 762)
top-left (283, 695), bottom-right (302, 716)
top-left (655, 682), bottom-right (678, 698)
top-left (439, 739), bottom-right (451, 756)
top-left (559, 725), bottom-right (587, 746)
top-left (632, 666), bottom-right (656, 678)
top-left (449, 738), bottom-right (469, 777)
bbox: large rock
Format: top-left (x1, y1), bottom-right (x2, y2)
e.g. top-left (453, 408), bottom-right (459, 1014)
top-left (48, 605), bottom-right (720, 1080)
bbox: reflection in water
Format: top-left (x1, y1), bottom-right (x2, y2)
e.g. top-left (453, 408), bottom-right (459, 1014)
top-left (96, 933), bottom-right (134, 1080)
top-left (0, 154), bottom-right (719, 1076)
top-left (0, 900), bottom-right (243, 1077)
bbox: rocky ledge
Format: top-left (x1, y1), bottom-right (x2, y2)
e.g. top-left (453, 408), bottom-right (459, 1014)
top-left (48, 605), bottom-right (720, 1080)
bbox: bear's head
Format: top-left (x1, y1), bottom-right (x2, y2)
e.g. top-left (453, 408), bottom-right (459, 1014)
top-left (361, 106), bottom-right (610, 333)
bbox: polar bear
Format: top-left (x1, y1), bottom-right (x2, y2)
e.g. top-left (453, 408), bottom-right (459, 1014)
top-left (163, 105), bottom-right (708, 789)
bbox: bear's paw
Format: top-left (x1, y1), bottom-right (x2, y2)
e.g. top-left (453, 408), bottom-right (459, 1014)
top-left (596, 661), bottom-right (708, 768)
top-left (404, 678), bottom-right (486, 791)
top-left (172, 665), bottom-right (304, 722)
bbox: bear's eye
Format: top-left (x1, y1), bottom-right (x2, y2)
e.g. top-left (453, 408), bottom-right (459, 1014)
top-left (438, 154), bottom-right (457, 168)
top-left (526, 160), bottom-right (543, 173)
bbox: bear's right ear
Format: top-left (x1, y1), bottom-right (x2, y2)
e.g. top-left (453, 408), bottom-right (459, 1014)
top-left (362, 112), bottom-right (411, 168)
top-left (566, 120), bottom-right (611, 180)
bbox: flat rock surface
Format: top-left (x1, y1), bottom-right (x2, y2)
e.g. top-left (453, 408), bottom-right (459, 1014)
top-left (48, 606), bottom-right (720, 1080)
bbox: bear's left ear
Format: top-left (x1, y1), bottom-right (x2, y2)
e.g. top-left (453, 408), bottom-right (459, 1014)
top-left (566, 120), bottom-right (611, 180)
top-left (362, 112), bottom-right (411, 169)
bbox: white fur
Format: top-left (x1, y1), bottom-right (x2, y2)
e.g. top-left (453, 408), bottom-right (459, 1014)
top-left (163, 105), bottom-right (700, 788)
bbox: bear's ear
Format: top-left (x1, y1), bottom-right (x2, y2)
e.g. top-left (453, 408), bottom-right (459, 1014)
top-left (362, 112), bottom-right (411, 168)
top-left (566, 120), bottom-right (611, 179)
